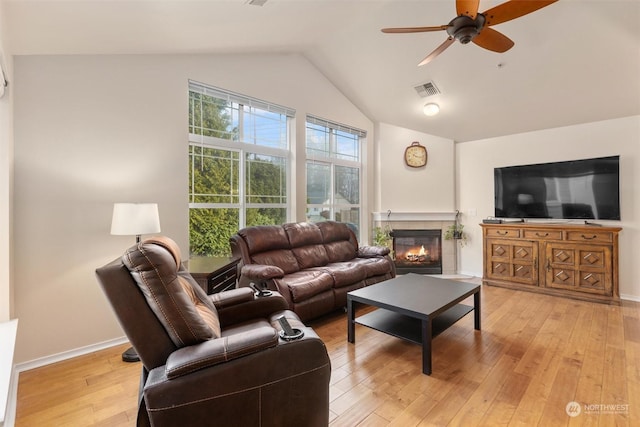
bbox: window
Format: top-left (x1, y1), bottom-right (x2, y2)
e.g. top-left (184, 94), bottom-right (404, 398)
top-left (189, 81), bottom-right (294, 257)
top-left (305, 116), bottom-right (364, 238)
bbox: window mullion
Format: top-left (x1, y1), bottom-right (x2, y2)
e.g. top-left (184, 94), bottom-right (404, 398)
top-left (239, 149), bottom-right (246, 229)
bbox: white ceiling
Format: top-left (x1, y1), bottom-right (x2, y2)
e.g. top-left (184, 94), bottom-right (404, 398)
top-left (4, 0), bottom-right (640, 142)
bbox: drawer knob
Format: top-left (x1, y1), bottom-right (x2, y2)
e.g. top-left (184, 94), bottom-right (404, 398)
top-left (536, 232), bottom-right (549, 237)
top-left (497, 230), bottom-right (508, 235)
top-left (581, 234), bottom-right (597, 240)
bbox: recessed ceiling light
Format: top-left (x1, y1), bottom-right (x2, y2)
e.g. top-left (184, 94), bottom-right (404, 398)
top-left (423, 103), bottom-right (440, 116)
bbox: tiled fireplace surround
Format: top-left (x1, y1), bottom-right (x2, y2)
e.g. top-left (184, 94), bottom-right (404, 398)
top-left (372, 211), bottom-right (458, 276)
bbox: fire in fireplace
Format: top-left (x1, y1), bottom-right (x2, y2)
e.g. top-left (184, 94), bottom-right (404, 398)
top-left (390, 229), bottom-right (442, 274)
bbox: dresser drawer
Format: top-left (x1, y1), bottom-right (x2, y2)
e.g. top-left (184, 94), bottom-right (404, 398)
top-left (486, 228), bottom-right (521, 238)
top-left (523, 229), bottom-right (563, 240)
top-left (565, 230), bottom-right (613, 243)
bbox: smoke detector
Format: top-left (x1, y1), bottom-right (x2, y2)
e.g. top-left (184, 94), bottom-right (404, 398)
top-left (414, 81), bottom-right (441, 98)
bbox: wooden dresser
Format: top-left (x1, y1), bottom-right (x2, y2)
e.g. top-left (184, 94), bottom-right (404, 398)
top-left (481, 222), bottom-right (621, 304)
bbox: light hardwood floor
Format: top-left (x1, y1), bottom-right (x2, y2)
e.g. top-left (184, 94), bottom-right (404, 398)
top-left (15, 280), bottom-right (640, 426)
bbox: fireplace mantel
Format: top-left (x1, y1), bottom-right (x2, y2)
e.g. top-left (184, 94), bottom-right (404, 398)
top-left (372, 211), bottom-right (457, 222)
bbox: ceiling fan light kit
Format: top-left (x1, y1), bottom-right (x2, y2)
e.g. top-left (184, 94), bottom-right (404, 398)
top-left (382, 0), bottom-right (558, 66)
top-left (423, 103), bottom-right (440, 116)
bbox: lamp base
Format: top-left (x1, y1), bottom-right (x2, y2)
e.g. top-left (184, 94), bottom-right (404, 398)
top-left (122, 346), bottom-right (140, 363)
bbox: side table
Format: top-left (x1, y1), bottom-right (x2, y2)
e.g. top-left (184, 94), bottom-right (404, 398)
top-left (189, 256), bottom-right (240, 294)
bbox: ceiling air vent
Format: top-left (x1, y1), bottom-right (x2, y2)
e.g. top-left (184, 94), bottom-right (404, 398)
top-left (247, 0), bottom-right (268, 5)
top-left (414, 81), bottom-right (441, 98)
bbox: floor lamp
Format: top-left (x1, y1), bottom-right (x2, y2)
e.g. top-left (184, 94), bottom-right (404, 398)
top-left (110, 202), bottom-right (161, 362)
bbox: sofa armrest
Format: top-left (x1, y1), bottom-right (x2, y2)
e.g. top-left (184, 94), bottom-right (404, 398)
top-left (165, 326), bottom-right (278, 379)
top-left (240, 264), bottom-right (285, 281)
top-left (358, 245), bottom-right (391, 258)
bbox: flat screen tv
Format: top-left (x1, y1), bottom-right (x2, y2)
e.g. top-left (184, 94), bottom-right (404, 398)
top-left (494, 155), bottom-right (620, 220)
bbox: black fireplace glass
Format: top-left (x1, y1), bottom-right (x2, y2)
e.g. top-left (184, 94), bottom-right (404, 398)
top-left (390, 229), bottom-right (442, 275)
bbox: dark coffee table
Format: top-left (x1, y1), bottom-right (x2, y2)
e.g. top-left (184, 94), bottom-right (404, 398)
top-left (347, 273), bottom-right (481, 375)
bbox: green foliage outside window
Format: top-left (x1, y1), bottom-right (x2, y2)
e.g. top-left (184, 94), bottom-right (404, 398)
top-left (189, 209), bottom-right (239, 256)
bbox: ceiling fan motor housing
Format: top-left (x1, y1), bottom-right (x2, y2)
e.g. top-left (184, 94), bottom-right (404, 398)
top-left (447, 13), bottom-right (486, 44)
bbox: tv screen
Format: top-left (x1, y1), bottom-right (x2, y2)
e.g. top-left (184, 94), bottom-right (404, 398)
top-left (494, 156), bottom-right (620, 220)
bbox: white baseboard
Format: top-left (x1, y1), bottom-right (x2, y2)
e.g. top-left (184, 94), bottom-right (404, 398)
top-left (620, 293), bottom-right (640, 303)
top-left (4, 336), bottom-right (129, 427)
top-left (15, 336), bottom-right (129, 373)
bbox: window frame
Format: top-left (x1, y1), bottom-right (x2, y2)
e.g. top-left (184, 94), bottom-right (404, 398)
top-left (305, 115), bottom-right (364, 238)
top-left (188, 81), bottom-right (294, 256)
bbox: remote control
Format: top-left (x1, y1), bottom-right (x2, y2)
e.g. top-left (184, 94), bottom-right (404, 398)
top-left (277, 315), bottom-right (296, 336)
top-left (250, 282), bottom-right (272, 297)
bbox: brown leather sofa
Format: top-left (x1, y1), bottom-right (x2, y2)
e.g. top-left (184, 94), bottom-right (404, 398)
top-left (230, 221), bottom-right (396, 322)
top-left (96, 236), bottom-right (331, 427)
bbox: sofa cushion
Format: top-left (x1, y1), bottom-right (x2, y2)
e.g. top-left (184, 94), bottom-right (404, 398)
top-left (358, 245), bottom-right (391, 257)
top-left (122, 236), bottom-right (222, 347)
top-left (316, 221), bottom-right (353, 243)
top-left (274, 270), bottom-right (334, 303)
top-left (284, 222), bottom-right (323, 247)
top-left (323, 240), bottom-right (357, 263)
top-left (251, 249), bottom-right (300, 275)
top-left (353, 257), bottom-right (393, 278)
top-left (292, 245), bottom-right (330, 270)
top-left (239, 225), bottom-right (291, 254)
top-left (315, 220), bottom-right (358, 262)
top-left (315, 262), bottom-right (367, 288)
top-left (285, 222), bottom-right (329, 268)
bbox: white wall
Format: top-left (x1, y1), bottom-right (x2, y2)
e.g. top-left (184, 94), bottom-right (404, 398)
top-left (375, 122), bottom-right (455, 213)
top-left (12, 53), bottom-right (374, 363)
top-left (457, 116), bottom-right (640, 300)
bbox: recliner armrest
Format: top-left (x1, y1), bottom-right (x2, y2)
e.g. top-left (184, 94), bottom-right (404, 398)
top-left (209, 287), bottom-right (254, 309)
top-left (215, 293), bottom-right (289, 327)
top-left (165, 326), bottom-right (278, 379)
top-left (358, 245), bottom-right (390, 258)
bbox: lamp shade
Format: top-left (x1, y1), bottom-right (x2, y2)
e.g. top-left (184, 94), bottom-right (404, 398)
top-left (110, 203), bottom-right (161, 236)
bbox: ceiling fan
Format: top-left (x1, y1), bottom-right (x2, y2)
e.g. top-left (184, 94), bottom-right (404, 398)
top-left (382, 0), bottom-right (558, 66)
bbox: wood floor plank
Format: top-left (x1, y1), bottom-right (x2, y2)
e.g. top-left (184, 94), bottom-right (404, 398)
top-left (448, 354), bottom-right (520, 425)
top-left (14, 280), bottom-right (640, 427)
top-left (625, 341), bottom-right (640, 426)
top-left (417, 377), bottom-right (480, 426)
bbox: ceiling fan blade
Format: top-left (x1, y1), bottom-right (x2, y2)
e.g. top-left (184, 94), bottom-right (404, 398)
top-left (482, 0), bottom-right (559, 27)
top-left (381, 25), bottom-right (448, 34)
top-left (457, 0), bottom-right (480, 19)
top-left (418, 37), bottom-right (455, 66)
top-left (472, 27), bottom-right (514, 53)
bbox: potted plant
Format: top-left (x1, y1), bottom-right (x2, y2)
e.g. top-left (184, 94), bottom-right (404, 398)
top-left (444, 223), bottom-right (467, 246)
top-left (372, 225), bottom-right (392, 250)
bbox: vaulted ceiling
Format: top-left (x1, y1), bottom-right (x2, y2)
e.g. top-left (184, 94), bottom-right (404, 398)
top-left (4, 0), bottom-right (640, 142)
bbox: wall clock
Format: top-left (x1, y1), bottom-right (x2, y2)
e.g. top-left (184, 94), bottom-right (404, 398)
top-left (404, 141), bottom-right (427, 168)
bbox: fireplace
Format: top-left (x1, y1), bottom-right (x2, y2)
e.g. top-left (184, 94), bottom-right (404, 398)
top-left (391, 229), bottom-right (442, 275)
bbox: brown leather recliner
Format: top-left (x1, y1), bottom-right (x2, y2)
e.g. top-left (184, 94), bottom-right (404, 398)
top-left (95, 236), bottom-right (331, 427)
